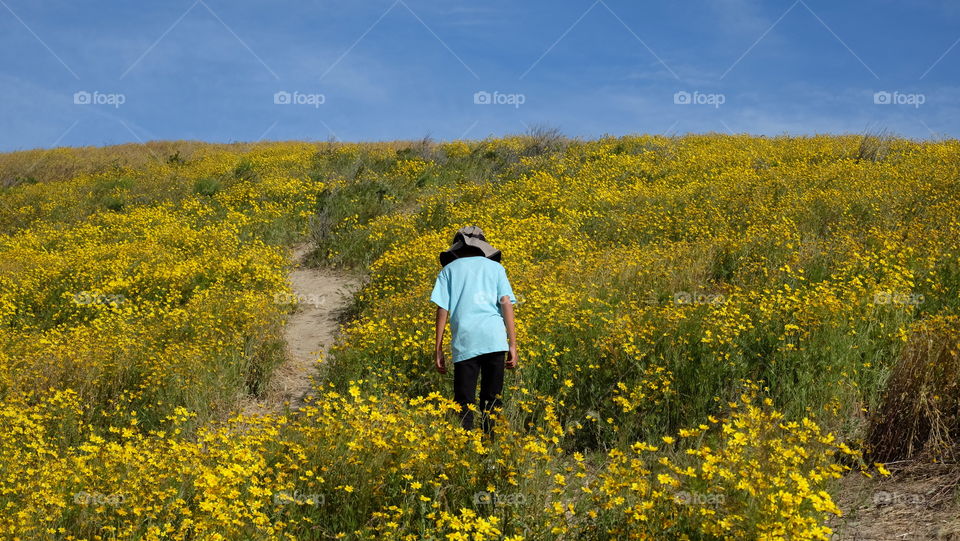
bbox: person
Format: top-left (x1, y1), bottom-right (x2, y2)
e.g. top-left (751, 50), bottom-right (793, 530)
top-left (430, 226), bottom-right (517, 436)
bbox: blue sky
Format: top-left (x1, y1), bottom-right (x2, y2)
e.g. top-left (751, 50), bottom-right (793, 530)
top-left (1, 0), bottom-right (958, 150)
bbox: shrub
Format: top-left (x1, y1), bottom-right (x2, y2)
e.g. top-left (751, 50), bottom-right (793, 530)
top-left (868, 315), bottom-right (960, 461)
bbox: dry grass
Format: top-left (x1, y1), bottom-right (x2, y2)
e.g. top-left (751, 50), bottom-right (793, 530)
top-left (868, 315), bottom-right (960, 462)
top-left (854, 129), bottom-right (894, 163)
top-left (0, 139), bottom-right (441, 187)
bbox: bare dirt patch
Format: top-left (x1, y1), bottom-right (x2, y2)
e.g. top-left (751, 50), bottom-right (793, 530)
top-left (830, 462), bottom-right (960, 540)
top-left (238, 243), bottom-right (360, 415)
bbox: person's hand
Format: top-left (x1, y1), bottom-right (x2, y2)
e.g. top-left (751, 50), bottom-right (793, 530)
top-left (434, 350), bottom-right (447, 374)
top-left (506, 346), bottom-right (518, 369)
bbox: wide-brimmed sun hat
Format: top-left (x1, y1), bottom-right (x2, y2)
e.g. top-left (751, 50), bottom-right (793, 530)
top-left (439, 225), bottom-right (502, 267)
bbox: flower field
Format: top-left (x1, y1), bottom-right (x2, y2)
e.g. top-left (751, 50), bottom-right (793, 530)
top-left (0, 134), bottom-right (958, 539)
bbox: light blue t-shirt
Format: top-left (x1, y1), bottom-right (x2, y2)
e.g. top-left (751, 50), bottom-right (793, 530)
top-left (430, 256), bottom-right (516, 363)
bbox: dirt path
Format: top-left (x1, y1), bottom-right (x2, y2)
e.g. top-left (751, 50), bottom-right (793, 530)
top-left (239, 243), bottom-right (360, 415)
top-left (829, 464), bottom-right (960, 540)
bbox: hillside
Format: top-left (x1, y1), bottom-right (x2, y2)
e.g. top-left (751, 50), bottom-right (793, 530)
top-left (1, 134), bottom-right (958, 539)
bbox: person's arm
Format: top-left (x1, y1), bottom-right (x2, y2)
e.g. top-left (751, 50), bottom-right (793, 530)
top-left (500, 296), bottom-right (518, 369)
top-left (434, 306), bottom-right (448, 374)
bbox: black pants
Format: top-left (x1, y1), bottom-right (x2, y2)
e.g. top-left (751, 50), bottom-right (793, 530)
top-left (453, 351), bottom-right (506, 434)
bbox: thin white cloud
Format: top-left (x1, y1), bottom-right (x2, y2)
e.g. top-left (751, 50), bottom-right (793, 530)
top-left (707, 0), bottom-right (775, 38)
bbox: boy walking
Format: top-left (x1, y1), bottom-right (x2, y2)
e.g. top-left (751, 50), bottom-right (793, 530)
top-left (431, 226), bottom-right (517, 435)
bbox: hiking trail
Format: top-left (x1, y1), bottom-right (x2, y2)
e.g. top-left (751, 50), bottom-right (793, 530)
top-left (830, 463), bottom-right (960, 540)
top-left (239, 242), bottom-right (361, 415)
